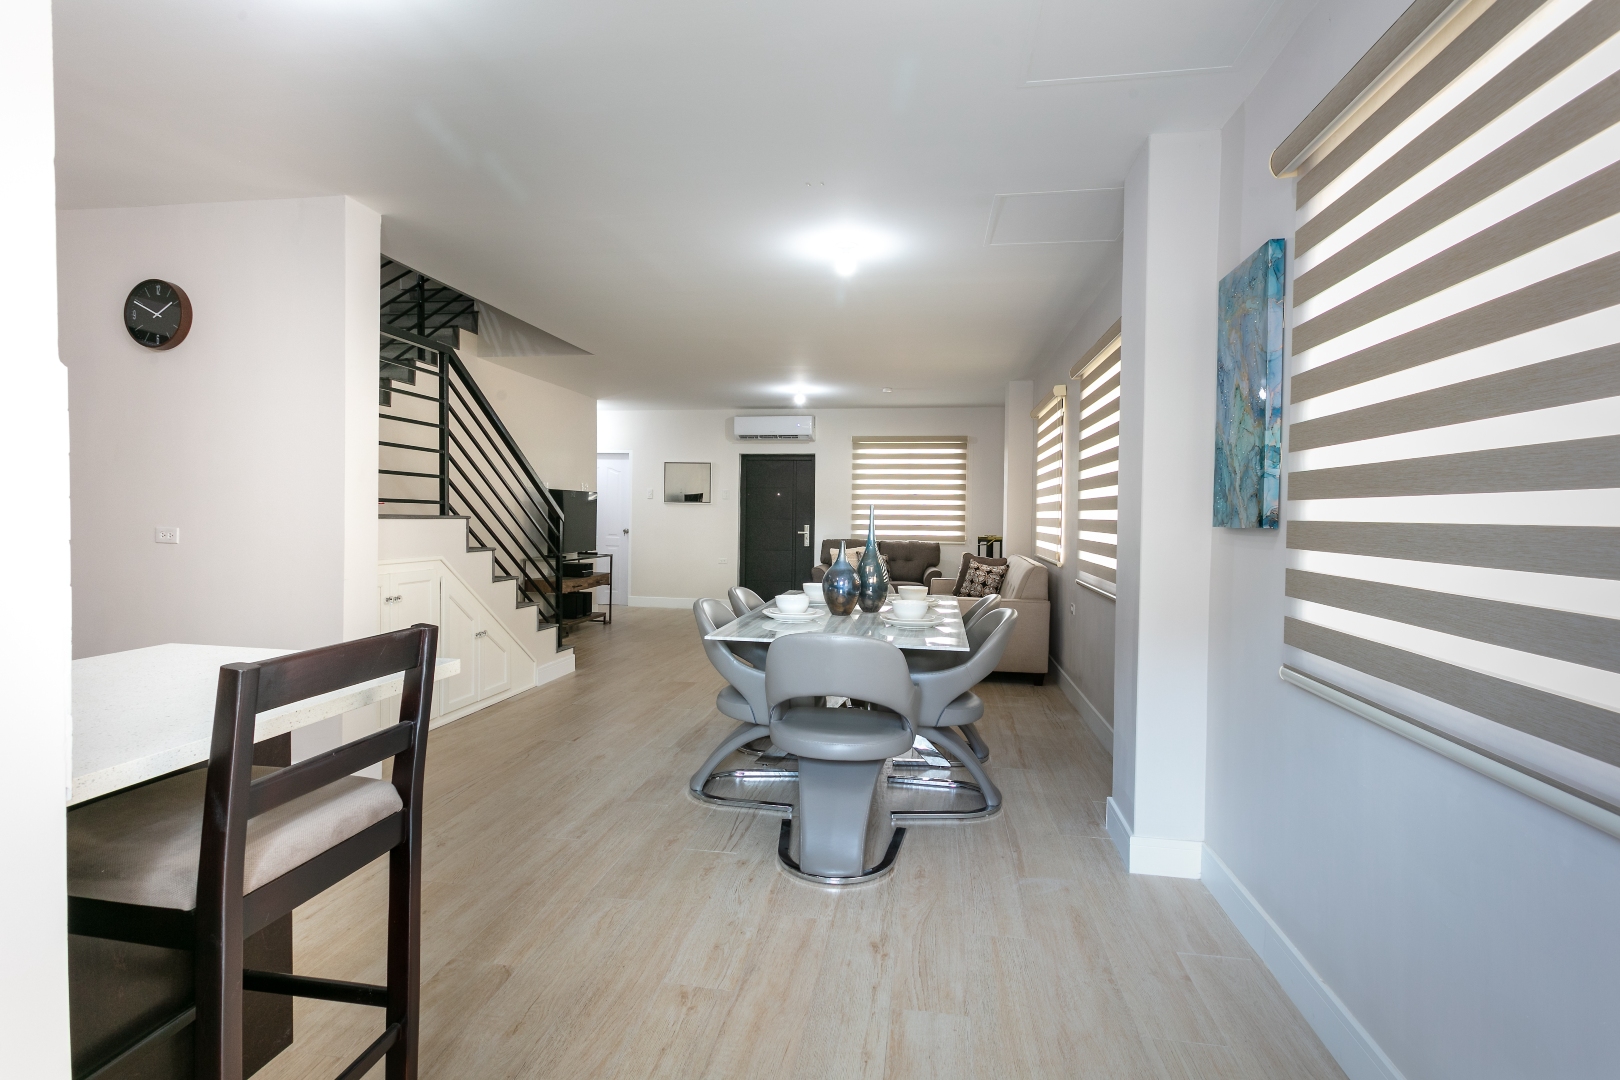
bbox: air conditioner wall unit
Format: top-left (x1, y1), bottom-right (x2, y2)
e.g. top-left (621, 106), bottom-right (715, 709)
top-left (733, 415), bottom-right (815, 441)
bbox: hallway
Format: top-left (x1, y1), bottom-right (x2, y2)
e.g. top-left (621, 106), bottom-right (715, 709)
top-left (259, 609), bottom-right (1342, 1079)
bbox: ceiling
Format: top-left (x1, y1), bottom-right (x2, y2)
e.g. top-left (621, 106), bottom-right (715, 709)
top-left (54, 0), bottom-right (1310, 409)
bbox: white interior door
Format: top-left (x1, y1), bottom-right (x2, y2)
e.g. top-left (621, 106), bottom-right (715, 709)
top-left (474, 618), bottom-right (513, 699)
top-left (437, 577), bottom-right (481, 714)
top-left (596, 452), bottom-right (630, 606)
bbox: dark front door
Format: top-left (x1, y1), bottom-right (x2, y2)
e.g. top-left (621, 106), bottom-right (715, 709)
top-left (740, 454), bottom-right (815, 601)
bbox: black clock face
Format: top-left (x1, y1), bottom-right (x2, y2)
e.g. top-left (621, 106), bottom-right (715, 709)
top-left (125, 279), bottom-right (192, 350)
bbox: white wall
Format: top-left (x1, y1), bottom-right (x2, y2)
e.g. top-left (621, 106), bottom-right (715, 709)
top-left (1109, 132), bottom-right (1222, 878)
top-left (1207, 1), bottom-right (1620, 1077)
top-left (61, 197), bottom-right (381, 660)
top-left (460, 337), bottom-right (598, 493)
top-left (0, 0), bottom-right (72, 1072)
top-left (597, 407), bottom-right (1004, 602)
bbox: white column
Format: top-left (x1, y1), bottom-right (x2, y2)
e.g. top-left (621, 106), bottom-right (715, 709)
top-left (0, 0), bottom-right (73, 1073)
top-left (1002, 380), bottom-right (1035, 556)
top-left (1108, 132), bottom-right (1221, 878)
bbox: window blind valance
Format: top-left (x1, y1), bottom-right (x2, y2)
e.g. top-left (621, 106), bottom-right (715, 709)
top-left (851, 436), bottom-right (968, 543)
top-left (1279, 0), bottom-right (1620, 813)
top-left (1073, 320), bottom-right (1123, 590)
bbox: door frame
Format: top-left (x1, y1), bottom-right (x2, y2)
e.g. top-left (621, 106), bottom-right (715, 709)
top-left (737, 452), bottom-right (816, 591)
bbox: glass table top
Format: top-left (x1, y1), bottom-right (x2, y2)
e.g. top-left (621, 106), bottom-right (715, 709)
top-left (705, 598), bottom-right (968, 652)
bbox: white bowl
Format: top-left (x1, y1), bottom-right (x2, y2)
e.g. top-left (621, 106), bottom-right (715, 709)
top-left (896, 584), bottom-right (927, 601)
top-left (803, 582), bottom-right (824, 604)
top-left (776, 591), bottom-right (810, 613)
top-left (891, 599), bottom-right (930, 621)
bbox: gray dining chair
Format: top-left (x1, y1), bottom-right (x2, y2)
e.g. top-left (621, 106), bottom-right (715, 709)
top-left (688, 598), bottom-right (786, 807)
top-left (765, 634), bottom-right (920, 884)
top-left (904, 607), bottom-right (1019, 816)
top-left (728, 586), bottom-right (767, 618)
top-left (962, 592), bottom-right (1001, 631)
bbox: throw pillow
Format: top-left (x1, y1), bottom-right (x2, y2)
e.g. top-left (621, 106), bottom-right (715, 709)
top-left (958, 559), bottom-right (1008, 598)
top-left (952, 552), bottom-right (1009, 596)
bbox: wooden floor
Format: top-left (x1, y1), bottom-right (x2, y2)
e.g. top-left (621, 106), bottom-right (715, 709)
top-left (258, 607), bottom-right (1345, 1080)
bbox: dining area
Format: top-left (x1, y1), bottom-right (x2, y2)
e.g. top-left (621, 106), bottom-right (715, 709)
top-left (689, 535), bottom-right (1018, 886)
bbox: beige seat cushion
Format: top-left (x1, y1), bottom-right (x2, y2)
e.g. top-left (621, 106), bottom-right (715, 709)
top-left (69, 767), bottom-right (402, 911)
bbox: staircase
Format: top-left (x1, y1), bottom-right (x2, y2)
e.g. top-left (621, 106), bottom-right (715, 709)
top-left (376, 260), bottom-right (565, 638)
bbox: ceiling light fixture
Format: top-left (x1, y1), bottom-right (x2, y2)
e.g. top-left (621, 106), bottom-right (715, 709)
top-left (882, 387), bottom-right (893, 393)
top-left (793, 393), bottom-right (807, 406)
top-left (791, 223), bottom-right (900, 278)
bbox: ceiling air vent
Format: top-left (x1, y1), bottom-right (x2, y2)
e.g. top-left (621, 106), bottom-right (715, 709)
top-left (733, 415), bottom-right (815, 441)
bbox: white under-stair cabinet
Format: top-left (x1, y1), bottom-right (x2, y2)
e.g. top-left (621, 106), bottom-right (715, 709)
top-left (379, 559), bottom-right (531, 725)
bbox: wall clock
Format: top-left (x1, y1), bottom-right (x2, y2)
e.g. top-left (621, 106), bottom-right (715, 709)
top-left (124, 279), bottom-right (192, 350)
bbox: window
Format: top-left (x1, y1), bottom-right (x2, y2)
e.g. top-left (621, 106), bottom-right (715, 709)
top-left (850, 436), bottom-right (968, 543)
top-left (1032, 388), bottom-right (1066, 563)
top-left (1073, 321), bottom-right (1122, 592)
top-left (1274, 0), bottom-right (1620, 812)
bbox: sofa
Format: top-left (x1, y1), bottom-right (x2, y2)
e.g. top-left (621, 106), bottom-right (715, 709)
top-left (810, 539), bottom-right (942, 588)
top-left (929, 554), bottom-right (1050, 682)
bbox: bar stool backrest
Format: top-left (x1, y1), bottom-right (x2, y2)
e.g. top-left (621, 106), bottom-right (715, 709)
top-left (694, 598), bottom-right (768, 719)
top-left (197, 624), bottom-right (438, 1079)
top-left (765, 635), bottom-right (921, 725)
top-left (728, 586), bottom-right (767, 617)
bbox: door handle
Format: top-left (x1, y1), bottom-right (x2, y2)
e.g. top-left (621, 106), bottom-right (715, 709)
top-left (384, 595), bottom-right (402, 603)
top-left (800, 525), bottom-right (810, 547)
top-left (623, 528), bottom-right (629, 535)
top-left (474, 630), bottom-right (488, 638)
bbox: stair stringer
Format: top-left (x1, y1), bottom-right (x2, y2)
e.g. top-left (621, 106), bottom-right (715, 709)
top-left (379, 515), bottom-right (574, 685)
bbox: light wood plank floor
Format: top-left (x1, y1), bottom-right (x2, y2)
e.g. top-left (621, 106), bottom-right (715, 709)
top-left (258, 608), bottom-right (1345, 1080)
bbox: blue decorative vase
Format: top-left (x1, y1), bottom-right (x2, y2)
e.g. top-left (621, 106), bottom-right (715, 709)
top-left (857, 505), bottom-right (889, 613)
top-left (822, 540), bottom-right (860, 616)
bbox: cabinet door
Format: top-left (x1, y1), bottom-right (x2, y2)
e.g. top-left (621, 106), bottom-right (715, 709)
top-left (382, 569), bottom-right (438, 632)
top-left (474, 615), bottom-right (514, 699)
top-left (436, 577), bottom-right (481, 714)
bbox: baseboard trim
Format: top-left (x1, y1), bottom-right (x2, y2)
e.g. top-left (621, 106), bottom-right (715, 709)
top-left (534, 649), bottom-right (575, 686)
top-left (629, 595), bottom-right (700, 609)
top-left (1104, 797), bottom-right (1201, 878)
top-left (1201, 847), bottom-right (1406, 1080)
top-left (1052, 658), bottom-right (1112, 757)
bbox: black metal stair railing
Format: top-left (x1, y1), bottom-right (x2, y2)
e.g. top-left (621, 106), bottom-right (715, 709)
top-left (377, 326), bottom-right (563, 628)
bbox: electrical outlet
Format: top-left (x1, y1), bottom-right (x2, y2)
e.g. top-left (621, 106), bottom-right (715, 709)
top-left (647, 488), bottom-right (655, 499)
top-left (155, 527), bottom-right (180, 544)
top-left (1068, 602), bottom-right (1075, 616)
top-left (718, 557), bottom-right (728, 565)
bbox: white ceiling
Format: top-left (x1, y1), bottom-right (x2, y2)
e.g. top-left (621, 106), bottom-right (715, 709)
top-left (54, 0), bottom-right (1309, 409)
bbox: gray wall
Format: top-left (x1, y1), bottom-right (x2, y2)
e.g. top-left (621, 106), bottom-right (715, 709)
top-left (1208, 1), bottom-right (1620, 1075)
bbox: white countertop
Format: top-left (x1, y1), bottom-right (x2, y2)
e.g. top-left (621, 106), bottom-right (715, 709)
top-left (71, 643), bottom-right (460, 806)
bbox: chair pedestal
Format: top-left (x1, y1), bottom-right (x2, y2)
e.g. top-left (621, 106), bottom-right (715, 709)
top-left (780, 757), bottom-right (905, 884)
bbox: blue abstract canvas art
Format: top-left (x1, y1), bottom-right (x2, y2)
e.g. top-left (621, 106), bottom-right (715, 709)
top-left (1214, 238), bottom-right (1285, 529)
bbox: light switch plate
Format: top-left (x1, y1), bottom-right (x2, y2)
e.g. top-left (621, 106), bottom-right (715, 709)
top-left (155, 527), bottom-right (180, 544)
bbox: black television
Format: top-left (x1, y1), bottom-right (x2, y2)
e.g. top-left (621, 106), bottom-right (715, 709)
top-left (556, 489), bottom-right (598, 555)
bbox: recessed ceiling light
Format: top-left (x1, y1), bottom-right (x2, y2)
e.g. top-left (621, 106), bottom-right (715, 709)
top-left (791, 223), bottom-right (901, 278)
top-left (882, 387), bottom-right (893, 393)
top-left (793, 393), bottom-right (807, 406)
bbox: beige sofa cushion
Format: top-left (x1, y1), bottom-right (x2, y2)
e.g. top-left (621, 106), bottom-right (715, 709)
top-left (69, 766), bottom-right (402, 911)
top-left (1002, 556), bottom-right (1049, 600)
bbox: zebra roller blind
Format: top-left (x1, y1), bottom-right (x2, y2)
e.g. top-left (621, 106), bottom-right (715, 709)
top-left (1033, 388), bottom-right (1066, 564)
top-left (850, 436), bottom-right (968, 543)
top-left (1279, 0), bottom-right (1620, 811)
top-left (1072, 321), bottom-right (1123, 590)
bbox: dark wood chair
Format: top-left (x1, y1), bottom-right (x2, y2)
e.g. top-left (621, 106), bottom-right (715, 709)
top-left (67, 625), bottom-right (439, 1080)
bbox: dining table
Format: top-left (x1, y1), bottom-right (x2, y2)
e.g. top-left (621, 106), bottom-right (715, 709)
top-left (67, 642), bottom-right (460, 1079)
top-left (704, 596), bottom-right (970, 654)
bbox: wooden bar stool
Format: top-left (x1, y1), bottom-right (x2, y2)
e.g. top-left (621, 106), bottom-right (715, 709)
top-left (67, 625), bottom-right (439, 1080)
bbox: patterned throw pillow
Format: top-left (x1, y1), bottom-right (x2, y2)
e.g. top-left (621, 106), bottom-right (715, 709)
top-left (959, 559), bottom-right (1008, 597)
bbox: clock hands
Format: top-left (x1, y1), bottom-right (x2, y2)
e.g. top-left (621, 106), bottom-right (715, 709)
top-left (132, 300), bottom-right (162, 317)
top-left (152, 302), bottom-right (173, 318)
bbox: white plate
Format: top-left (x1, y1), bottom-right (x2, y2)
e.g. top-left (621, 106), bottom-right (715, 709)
top-left (763, 608), bottom-right (825, 622)
top-left (880, 613), bottom-right (941, 628)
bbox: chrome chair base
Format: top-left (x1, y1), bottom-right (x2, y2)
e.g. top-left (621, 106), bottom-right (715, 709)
top-left (690, 765), bottom-right (797, 814)
top-left (887, 774), bottom-right (999, 822)
top-left (777, 819), bottom-right (906, 885)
